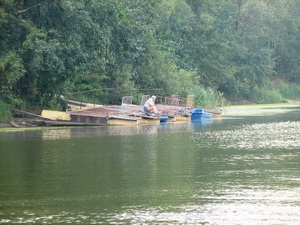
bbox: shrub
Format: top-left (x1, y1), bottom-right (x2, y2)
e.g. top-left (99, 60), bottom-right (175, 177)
top-left (0, 99), bottom-right (12, 123)
top-left (193, 86), bottom-right (227, 107)
top-left (248, 87), bottom-right (284, 103)
top-left (276, 83), bottom-right (300, 100)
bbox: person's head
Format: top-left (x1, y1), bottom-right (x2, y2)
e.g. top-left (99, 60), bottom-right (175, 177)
top-left (151, 95), bottom-right (156, 101)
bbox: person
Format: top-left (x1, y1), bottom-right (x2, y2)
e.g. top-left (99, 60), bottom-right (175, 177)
top-left (143, 95), bottom-right (158, 114)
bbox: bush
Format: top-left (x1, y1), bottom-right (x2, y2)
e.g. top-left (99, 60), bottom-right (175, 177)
top-left (0, 99), bottom-right (12, 123)
top-left (248, 87), bottom-right (284, 103)
top-left (193, 86), bottom-right (227, 107)
top-left (276, 83), bottom-right (300, 100)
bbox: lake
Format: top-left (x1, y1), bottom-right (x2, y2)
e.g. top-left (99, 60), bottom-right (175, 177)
top-left (0, 104), bottom-right (300, 224)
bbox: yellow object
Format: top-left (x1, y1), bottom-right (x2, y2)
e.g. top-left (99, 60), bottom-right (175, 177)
top-left (186, 95), bottom-right (194, 108)
top-left (67, 103), bottom-right (102, 110)
top-left (41, 110), bottom-right (71, 121)
top-left (86, 103), bottom-right (100, 108)
top-left (174, 115), bottom-right (189, 121)
top-left (107, 119), bottom-right (140, 126)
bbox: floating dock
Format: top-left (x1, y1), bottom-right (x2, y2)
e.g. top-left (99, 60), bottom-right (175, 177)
top-left (10, 95), bottom-right (221, 127)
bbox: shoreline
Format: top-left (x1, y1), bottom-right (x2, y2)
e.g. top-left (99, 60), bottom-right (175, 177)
top-left (0, 122), bottom-right (12, 128)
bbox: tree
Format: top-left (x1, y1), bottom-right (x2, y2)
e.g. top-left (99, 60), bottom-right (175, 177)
top-left (273, 0), bottom-right (300, 82)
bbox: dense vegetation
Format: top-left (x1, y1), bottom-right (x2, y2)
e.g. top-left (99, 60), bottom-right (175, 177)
top-left (0, 0), bottom-right (299, 117)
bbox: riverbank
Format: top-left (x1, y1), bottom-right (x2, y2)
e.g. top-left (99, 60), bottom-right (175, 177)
top-left (0, 123), bottom-right (11, 128)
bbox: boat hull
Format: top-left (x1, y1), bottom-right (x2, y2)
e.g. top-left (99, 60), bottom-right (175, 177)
top-left (160, 116), bottom-right (169, 123)
top-left (191, 109), bottom-right (212, 121)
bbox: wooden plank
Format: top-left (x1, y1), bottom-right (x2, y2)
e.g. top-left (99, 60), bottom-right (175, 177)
top-left (44, 121), bottom-right (99, 126)
top-left (11, 108), bottom-right (53, 120)
top-left (107, 119), bottom-right (140, 126)
top-left (41, 110), bottom-right (71, 121)
top-left (109, 115), bottom-right (140, 121)
top-left (140, 115), bottom-right (160, 120)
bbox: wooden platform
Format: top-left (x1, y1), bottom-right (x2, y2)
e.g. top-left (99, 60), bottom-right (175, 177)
top-left (108, 115), bottom-right (141, 126)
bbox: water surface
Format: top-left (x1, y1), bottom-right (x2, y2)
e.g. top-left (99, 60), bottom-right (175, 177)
top-left (1, 104), bottom-right (300, 224)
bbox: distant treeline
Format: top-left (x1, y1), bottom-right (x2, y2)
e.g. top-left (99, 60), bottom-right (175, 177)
top-left (0, 0), bottom-right (299, 110)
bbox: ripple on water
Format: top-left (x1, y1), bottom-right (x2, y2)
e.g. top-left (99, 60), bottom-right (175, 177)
top-left (192, 121), bottom-right (300, 150)
top-left (3, 187), bottom-right (299, 225)
top-left (109, 198), bottom-right (300, 225)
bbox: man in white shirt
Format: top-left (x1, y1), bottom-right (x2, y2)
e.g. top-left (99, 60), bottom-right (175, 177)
top-left (143, 95), bottom-right (158, 114)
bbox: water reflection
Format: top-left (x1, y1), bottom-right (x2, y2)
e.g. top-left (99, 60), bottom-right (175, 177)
top-left (1, 106), bottom-right (300, 225)
top-left (110, 199), bottom-right (300, 224)
top-left (4, 192), bottom-right (299, 225)
top-left (42, 129), bottom-right (72, 140)
top-left (192, 121), bottom-right (300, 150)
top-left (35, 121), bottom-right (212, 140)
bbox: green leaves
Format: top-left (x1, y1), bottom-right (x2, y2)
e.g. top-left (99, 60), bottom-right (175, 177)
top-left (0, 51), bottom-right (25, 87)
top-left (0, 0), bottom-right (299, 109)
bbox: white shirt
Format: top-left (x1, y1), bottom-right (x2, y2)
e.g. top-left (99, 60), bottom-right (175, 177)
top-left (144, 98), bottom-right (155, 107)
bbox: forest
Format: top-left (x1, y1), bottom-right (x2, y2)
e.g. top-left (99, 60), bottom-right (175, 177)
top-left (0, 0), bottom-right (300, 120)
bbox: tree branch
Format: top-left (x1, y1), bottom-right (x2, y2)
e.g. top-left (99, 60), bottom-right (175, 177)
top-left (17, 2), bottom-right (44, 14)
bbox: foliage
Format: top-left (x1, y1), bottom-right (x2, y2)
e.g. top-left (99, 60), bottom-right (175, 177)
top-left (0, 99), bottom-right (11, 123)
top-left (273, 82), bottom-right (300, 100)
top-left (0, 0), bottom-right (299, 116)
top-left (193, 86), bottom-right (227, 107)
top-left (248, 86), bottom-right (284, 104)
top-left (273, 0), bottom-right (300, 83)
